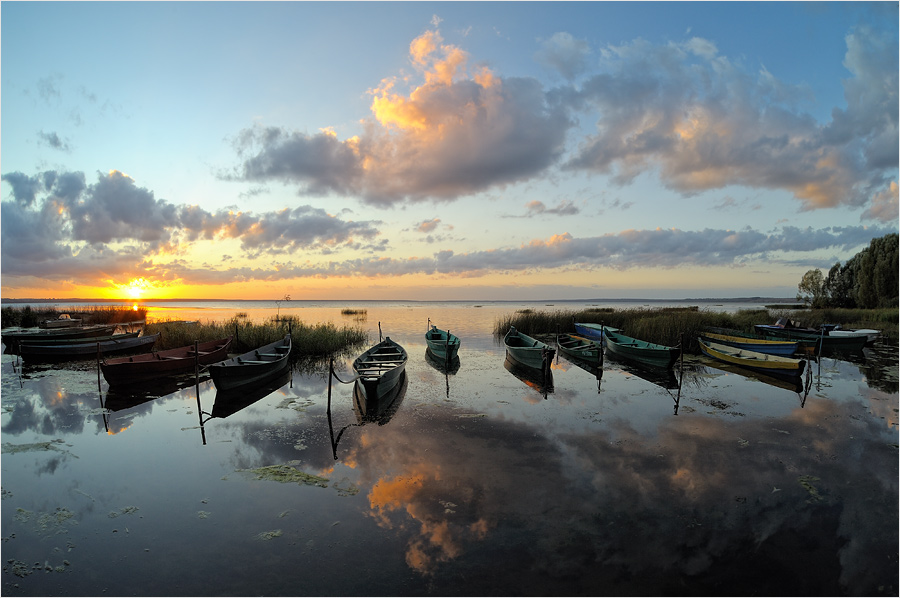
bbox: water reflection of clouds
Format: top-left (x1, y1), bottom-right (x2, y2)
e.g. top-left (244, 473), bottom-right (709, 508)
top-left (319, 397), bottom-right (896, 590)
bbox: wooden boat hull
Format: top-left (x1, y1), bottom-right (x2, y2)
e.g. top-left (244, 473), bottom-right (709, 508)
top-left (603, 328), bottom-right (680, 368)
top-left (208, 335), bottom-right (291, 391)
top-left (699, 339), bottom-right (805, 376)
top-left (352, 337), bottom-right (408, 404)
top-left (754, 325), bottom-right (867, 352)
top-left (41, 315), bottom-right (82, 329)
top-left (18, 333), bottom-right (159, 360)
top-left (425, 325), bottom-right (460, 361)
top-left (353, 370), bottom-right (408, 424)
top-left (504, 326), bottom-right (555, 371)
top-left (101, 336), bottom-right (233, 386)
top-left (3, 324), bottom-right (119, 352)
top-left (556, 333), bottom-right (601, 361)
top-left (699, 331), bottom-right (798, 357)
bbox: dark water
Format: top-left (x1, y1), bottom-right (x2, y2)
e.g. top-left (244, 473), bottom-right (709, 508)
top-left (1, 305), bottom-right (897, 596)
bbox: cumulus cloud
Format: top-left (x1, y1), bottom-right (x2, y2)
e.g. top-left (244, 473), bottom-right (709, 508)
top-left (0, 169), bottom-right (384, 283)
top-left (223, 24), bottom-right (895, 218)
top-left (535, 32), bottom-right (592, 80)
top-left (861, 181), bottom-right (899, 222)
top-left (563, 26), bottom-right (898, 213)
top-left (226, 27), bottom-right (571, 206)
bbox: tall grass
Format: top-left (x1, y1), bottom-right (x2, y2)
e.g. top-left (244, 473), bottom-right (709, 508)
top-left (1, 305), bottom-right (148, 328)
top-left (494, 306), bottom-right (898, 352)
top-left (145, 314), bottom-right (368, 362)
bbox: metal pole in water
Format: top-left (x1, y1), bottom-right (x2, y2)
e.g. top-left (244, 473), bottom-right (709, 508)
top-left (327, 356), bottom-right (334, 411)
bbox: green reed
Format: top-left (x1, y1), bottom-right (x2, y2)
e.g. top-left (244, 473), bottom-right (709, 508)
top-left (145, 315), bottom-right (369, 361)
top-left (1, 305), bottom-right (148, 328)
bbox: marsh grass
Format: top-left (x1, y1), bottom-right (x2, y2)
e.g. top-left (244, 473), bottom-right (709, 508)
top-left (494, 306), bottom-right (898, 352)
top-left (2, 305), bottom-right (148, 328)
top-left (145, 314), bottom-right (368, 361)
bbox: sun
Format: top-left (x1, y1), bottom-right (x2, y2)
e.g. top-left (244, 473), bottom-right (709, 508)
top-left (119, 277), bottom-right (151, 299)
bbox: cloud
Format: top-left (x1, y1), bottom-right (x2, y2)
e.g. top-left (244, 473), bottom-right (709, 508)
top-left (226, 27), bottom-right (571, 206)
top-left (415, 218), bottom-right (442, 233)
top-left (0, 169), bottom-right (384, 283)
top-left (861, 181), bottom-right (899, 222)
top-left (523, 200), bottom-right (580, 217)
top-left (37, 131), bottom-right (72, 152)
top-left (535, 32), bottom-right (592, 80)
top-left (562, 27), bottom-right (898, 213)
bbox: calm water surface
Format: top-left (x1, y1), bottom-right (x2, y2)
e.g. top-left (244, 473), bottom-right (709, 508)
top-left (1, 302), bottom-right (897, 596)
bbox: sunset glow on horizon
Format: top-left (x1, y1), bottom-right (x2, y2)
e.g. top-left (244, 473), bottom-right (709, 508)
top-left (2, 3), bottom-right (897, 301)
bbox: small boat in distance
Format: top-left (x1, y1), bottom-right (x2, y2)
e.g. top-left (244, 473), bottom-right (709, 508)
top-left (699, 331), bottom-right (798, 357)
top-left (352, 336), bottom-right (408, 404)
top-left (602, 327), bottom-right (680, 368)
top-left (698, 338), bottom-right (805, 377)
top-left (754, 319), bottom-right (867, 353)
top-left (827, 326), bottom-right (880, 343)
top-left (101, 336), bottom-right (233, 386)
top-left (504, 326), bottom-right (555, 372)
top-left (425, 319), bottom-right (460, 362)
top-left (556, 332), bottom-right (602, 362)
top-left (41, 313), bottom-right (82, 329)
top-left (208, 334), bottom-right (291, 391)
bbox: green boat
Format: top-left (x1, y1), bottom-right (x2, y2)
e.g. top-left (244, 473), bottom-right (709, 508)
top-left (602, 327), bottom-right (680, 368)
top-left (556, 332), bottom-right (602, 362)
top-left (425, 319), bottom-right (460, 362)
top-left (504, 326), bottom-right (554, 372)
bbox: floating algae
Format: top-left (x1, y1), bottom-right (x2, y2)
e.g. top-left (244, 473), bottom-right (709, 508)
top-left (798, 475), bottom-right (825, 502)
top-left (255, 529), bottom-right (283, 541)
top-left (108, 506), bottom-right (139, 518)
top-left (239, 461), bottom-right (329, 488)
top-left (2, 439), bottom-right (75, 457)
top-left (333, 478), bottom-right (360, 497)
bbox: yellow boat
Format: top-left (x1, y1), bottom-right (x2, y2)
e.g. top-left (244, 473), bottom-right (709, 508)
top-left (698, 338), bottom-right (805, 376)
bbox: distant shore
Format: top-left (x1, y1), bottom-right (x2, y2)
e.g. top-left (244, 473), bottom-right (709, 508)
top-left (0, 297), bottom-right (800, 304)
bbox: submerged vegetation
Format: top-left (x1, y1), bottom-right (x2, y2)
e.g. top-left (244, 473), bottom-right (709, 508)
top-left (494, 305), bottom-right (899, 352)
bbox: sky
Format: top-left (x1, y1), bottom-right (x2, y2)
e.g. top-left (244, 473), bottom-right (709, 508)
top-left (1, 1), bottom-right (898, 301)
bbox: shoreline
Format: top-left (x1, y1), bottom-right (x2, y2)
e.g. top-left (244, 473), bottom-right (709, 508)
top-left (1, 296), bottom-right (799, 305)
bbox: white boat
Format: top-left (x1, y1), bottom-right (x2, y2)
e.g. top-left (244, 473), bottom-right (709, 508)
top-left (827, 327), bottom-right (880, 343)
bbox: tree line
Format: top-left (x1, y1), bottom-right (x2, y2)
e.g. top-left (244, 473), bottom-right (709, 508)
top-left (797, 233), bottom-right (898, 309)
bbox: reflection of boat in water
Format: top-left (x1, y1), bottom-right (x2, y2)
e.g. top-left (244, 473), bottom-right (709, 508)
top-left (425, 349), bottom-right (460, 375)
top-left (211, 369), bottom-right (293, 418)
top-left (701, 359), bottom-right (806, 394)
top-left (104, 374), bottom-right (207, 412)
top-left (603, 351), bottom-right (681, 390)
top-left (504, 355), bottom-right (553, 396)
top-left (353, 371), bottom-right (407, 424)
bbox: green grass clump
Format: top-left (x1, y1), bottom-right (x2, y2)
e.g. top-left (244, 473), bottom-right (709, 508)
top-left (145, 315), bottom-right (368, 363)
top-left (1, 305), bottom-right (148, 328)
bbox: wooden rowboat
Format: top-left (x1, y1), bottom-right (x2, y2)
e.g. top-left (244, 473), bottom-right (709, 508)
top-left (41, 314), bottom-right (82, 329)
top-left (603, 327), bottom-right (680, 368)
top-left (556, 332), bottom-right (602, 362)
top-left (504, 326), bottom-right (554, 372)
top-left (699, 331), bottom-right (798, 357)
top-left (699, 338), bottom-right (805, 376)
top-left (425, 320), bottom-right (460, 362)
top-left (101, 336), bottom-right (234, 386)
top-left (208, 334), bottom-right (291, 391)
top-left (3, 324), bottom-right (118, 351)
top-left (352, 336), bottom-right (408, 403)
top-left (18, 332), bottom-right (160, 360)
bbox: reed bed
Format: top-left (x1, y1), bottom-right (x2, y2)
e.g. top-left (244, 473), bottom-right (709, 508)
top-left (145, 315), bottom-right (368, 361)
top-left (494, 306), bottom-right (898, 352)
top-left (1, 305), bottom-right (148, 328)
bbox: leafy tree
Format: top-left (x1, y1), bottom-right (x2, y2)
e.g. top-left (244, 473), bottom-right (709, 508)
top-left (814, 233), bottom-right (898, 309)
top-left (797, 268), bottom-right (826, 308)
top-left (823, 262), bottom-right (855, 308)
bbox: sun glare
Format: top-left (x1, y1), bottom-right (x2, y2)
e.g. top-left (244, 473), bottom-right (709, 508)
top-left (117, 277), bottom-right (152, 299)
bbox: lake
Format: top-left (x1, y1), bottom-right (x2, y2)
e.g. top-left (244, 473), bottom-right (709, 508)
top-left (1, 301), bottom-right (897, 596)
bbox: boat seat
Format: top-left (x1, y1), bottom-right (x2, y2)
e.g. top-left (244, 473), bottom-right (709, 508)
top-left (237, 359), bottom-right (270, 365)
top-left (256, 353), bottom-right (282, 357)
